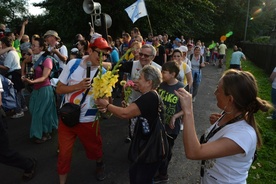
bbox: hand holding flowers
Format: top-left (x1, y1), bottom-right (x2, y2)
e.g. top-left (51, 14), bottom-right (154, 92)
top-left (120, 80), bottom-right (135, 106)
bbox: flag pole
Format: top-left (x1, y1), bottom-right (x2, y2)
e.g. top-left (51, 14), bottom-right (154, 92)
top-left (146, 13), bottom-right (153, 36)
top-left (144, 0), bottom-right (153, 36)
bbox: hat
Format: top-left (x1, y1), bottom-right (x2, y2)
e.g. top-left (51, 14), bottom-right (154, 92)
top-left (187, 43), bottom-right (193, 47)
top-left (43, 30), bottom-right (61, 41)
top-left (90, 33), bottom-right (102, 43)
top-left (70, 48), bottom-right (79, 55)
top-left (178, 46), bottom-right (188, 53)
top-left (175, 38), bottom-right (181, 42)
top-left (89, 37), bottom-right (111, 51)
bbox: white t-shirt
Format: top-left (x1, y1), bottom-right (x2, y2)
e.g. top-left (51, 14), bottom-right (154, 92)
top-left (58, 59), bottom-right (99, 123)
top-left (219, 44), bottom-right (227, 55)
top-left (4, 50), bottom-right (21, 72)
top-left (129, 60), bottom-right (161, 102)
top-left (177, 62), bottom-right (191, 86)
top-left (48, 44), bottom-right (68, 69)
top-left (201, 120), bottom-right (257, 184)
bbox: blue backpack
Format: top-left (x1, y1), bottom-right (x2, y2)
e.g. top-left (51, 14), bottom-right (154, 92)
top-left (0, 74), bottom-right (17, 111)
top-left (34, 54), bottom-right (60, 78)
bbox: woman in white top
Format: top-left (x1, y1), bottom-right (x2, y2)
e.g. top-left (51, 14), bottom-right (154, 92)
top-left (175, 69), bottom-right (272, 184)
top-left (171, 49), bottom-right (192, 92)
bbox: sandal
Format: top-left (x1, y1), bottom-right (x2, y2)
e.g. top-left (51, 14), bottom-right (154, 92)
top-left (22, 158), bottom-right (37, 181)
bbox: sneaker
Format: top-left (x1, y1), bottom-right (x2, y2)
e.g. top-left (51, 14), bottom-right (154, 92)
top-left (192, 97), bottom-right (196, 103)
top-left (22, 158), bottom-right (37, 181)
top-left (22, 106), bottom-right (28, 112)
top-left (96, 163), bottom-right (106, 181)
top-left (154, 174), bottom-right (169, 183)
top-left (11, 112), bottom-right (24, 119)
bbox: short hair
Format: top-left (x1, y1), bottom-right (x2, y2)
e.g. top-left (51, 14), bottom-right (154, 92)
top-left (140, 65), bottom-right (162, 89)
top-left (162, 61), bottom-right (180, 77)
top-left (0, 36), bottom-right (12, 47)
top-left (132, 27), bottom-right (140, 35)
top-left (130, 41), bottom-right (142, 49)
top-left (141, 44), bottom-right (156, 57)
top-left (122, 33), bottom-right (130, 39)
top-left (172, 49), bottom-right (183, 57)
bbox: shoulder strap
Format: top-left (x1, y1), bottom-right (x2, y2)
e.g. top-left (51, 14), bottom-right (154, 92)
top-left (67, 59), bottom-right (82, 80)
top-left (190, 54), bottom-right (193, 61)
top-left (80, 69), bottom-right (99, 105)
top-left (33, 55), bottom-right (45, 68)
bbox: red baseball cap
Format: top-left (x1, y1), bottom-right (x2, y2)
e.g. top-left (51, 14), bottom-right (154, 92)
top-left (89, 37), bottom-right (111, 51)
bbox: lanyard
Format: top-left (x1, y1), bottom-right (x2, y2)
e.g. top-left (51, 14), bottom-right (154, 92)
top-left (200, 113), bottom-right (244, 177)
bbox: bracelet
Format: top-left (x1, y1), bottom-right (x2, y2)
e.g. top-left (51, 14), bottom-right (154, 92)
top-left (105, 103), bottom-right (110, 109)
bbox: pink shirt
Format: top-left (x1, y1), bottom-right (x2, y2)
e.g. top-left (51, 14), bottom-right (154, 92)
top-left (33, 57), bottom-right (52, 90)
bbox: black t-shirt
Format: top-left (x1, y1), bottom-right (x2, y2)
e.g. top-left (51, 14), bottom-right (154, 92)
top-left (134, 91), bottom-right (160, 131)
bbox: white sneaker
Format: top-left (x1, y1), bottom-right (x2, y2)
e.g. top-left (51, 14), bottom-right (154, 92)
top-left (192, 97), bottom-right (196, 103)
top-left (11, 112), bottom-right (24, 119)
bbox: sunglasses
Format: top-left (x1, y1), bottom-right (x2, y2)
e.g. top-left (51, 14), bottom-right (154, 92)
top-left (139, 52), bottom-right (152, 58)
top-left (94, 50), bottom-right (109, 57)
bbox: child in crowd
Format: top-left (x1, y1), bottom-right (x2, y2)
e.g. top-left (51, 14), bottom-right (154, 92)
top-left (155, 61), bottom-right (185, 183)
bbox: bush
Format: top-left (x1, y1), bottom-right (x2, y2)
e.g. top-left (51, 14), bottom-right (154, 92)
top-left (252, 36), bottom-right (270, 44)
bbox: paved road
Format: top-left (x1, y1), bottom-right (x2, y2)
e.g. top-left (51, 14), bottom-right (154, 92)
top-left (0, 64), bottom-right (224, 184)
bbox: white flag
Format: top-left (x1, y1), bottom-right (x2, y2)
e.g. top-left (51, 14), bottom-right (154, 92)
top-left (125, 0), bottom-right (148, 23)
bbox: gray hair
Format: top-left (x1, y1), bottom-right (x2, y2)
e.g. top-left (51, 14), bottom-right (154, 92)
top-left (141, 44), bottom-right (156, 57)
top-left (140, 65), bottom-right (162, 89)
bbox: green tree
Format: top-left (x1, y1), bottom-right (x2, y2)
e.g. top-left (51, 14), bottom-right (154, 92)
top-left (0, 0), bottom-right (28, 26)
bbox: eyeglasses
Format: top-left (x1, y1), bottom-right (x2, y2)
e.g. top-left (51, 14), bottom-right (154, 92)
top-left (94, 50), bottom-right (109, 57)
top-left (139, 53), bottom-right (152, 58)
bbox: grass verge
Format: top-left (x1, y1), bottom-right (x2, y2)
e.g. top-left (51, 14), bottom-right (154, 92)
top-left (225, 50), bottom-right (276, 184)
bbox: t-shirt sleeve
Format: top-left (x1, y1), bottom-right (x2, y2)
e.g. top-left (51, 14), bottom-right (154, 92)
top-left (43, 58), bottom-right (53, 70)
top-left (224, 123), bottom-right (256, 155)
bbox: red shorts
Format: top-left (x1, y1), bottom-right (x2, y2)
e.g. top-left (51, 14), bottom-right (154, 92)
top-left (57, 119), bottom-right (103, 174)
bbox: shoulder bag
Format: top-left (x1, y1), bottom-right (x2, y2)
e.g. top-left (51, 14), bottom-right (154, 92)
top-left (59, 68), bottom-right (99, 127)
top-left (128, 92), bottom-right (169, 163)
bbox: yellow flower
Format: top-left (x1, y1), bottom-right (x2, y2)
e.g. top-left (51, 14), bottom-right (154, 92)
top-left (120, 80), bottom-right (126, 86)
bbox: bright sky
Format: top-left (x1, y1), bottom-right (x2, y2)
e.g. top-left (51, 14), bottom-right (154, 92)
top-left (28, 0), bottom-right (45, 15)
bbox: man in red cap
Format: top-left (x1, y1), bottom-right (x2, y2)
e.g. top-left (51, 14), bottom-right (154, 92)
top-left (56, 37), bottom-right (111, 183)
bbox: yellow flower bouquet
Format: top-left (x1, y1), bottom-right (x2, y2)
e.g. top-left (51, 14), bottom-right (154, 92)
top-left (91, 49), bottom-right (131, 135)
top-left (92, 49), bottom-right (131, 99)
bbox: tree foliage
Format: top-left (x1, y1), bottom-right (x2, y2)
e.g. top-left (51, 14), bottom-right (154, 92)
top-left (1, 0), bottom-right (276, 45)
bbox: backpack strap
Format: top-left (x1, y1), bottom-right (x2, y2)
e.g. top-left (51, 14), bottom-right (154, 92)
top-left (33, 55), bottom-right (45, 69)
top-left (189, 54), bottom-right (193, 61)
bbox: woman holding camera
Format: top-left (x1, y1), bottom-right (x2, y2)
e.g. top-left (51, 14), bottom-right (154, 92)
top-left (175, 69), bottom-right (272, 184)
top-left (22, 37), bottom-right (58, 143)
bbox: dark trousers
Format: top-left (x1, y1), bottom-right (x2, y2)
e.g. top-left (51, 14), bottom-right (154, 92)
top-left (158, 134), bottom-right (177, 175)
top-left (0, 109), bottom-right (32, 171)
top-left (129, 161), bottom-right (162, 184)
